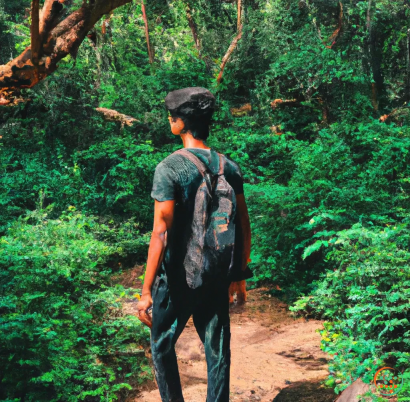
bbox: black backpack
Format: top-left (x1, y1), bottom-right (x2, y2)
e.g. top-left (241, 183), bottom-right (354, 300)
top-left (175, 148), bottom-right (237, 288)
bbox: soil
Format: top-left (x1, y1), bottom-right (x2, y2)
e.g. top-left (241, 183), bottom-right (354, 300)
top-left (120, 269), bottom-right (336, 402)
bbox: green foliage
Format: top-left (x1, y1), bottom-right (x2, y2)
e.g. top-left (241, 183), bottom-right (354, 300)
top-left (236, 121), bottom-right (410, 299)
top-left (291, 221), bottom-right (410, 397)
top-left (0, 206), bottom-right (151, 402)
top-left (2, 0), bottom-right (410, 398)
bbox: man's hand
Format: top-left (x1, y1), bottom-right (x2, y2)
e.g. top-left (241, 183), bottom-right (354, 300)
top-left (136, 293), bottom-right (153, 328)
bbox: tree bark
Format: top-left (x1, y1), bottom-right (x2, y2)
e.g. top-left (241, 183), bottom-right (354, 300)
top-left (39, 0), bottom-right (66, 38)
top-left (184, 4), bottom-right (212, 73)
top-left (101, 12), bottom-right (113, 36)
top-left (216, 0), bottom-right (243, 84)
top-left (270, 98), bottom-right (300, 110)
top-left (366, 0), bottom-right (371, 31)
top-left (325, 2), bottom-right (343, 49)
top-left (216, 25), bottom-right (242, 84)
top-left (186, 4), bottom-right (201, 53)
top-left (0, 0), bottom-right (133, 104)
top-left (407, 28), bottom-right (410, 101)
top-left (141, 0), bottom-right (154, 64)
top-left (366, 0), bottom-right (383, 111)
top-left (96, 107), bottom-right (139, 128)
top-left (237, 0), bottom-right (242, 31)
top-left (31, 0), bottom-right (41, 65)
top-left (367, 0), bottom-right (377, 110)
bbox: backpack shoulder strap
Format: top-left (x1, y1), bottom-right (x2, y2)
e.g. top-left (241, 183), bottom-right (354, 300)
top-left (174, 148), bottom-right (207, 178)
top-left (218, 153), bottom-right (225, 175)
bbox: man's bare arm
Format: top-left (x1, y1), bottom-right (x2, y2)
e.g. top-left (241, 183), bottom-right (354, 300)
top-left (236, 194), bottom-right (251, 271)
top-left (137, 199), bottom-right (175, 327)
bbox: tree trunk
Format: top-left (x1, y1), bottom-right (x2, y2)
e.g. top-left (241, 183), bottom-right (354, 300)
top-left (237, 0), bottom-right (242, 31)
top-left (184, 4), bottom-right (212, 73)
top-left (186, 4), bottom-right (201, 53)
top-left (0, 0), bottom-right (133, 104)
top-left (216, 24), bottom-right (242, 84)
top-left (216, 0), bottom-right (243, 84)
top-left (407, 28), bottom-right (410, 101)
top-left (102, 12), bottom-right (113, 35)
top-left (141, 0), bottom-right (154, 64)
top-left (367, 0), bottom-right (383, 111)
top-left (30, 0), bottom-right (41, 65)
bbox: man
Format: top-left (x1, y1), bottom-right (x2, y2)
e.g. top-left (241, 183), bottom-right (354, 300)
top-left (137, 87), bottom-right (252, 402)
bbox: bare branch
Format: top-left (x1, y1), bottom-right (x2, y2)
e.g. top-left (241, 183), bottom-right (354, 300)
top-left (186, 4), bottom-right (201, 53)
top-left (141, 0), bottom-right (154, 64)
top-left (270, 99), bottom-right (300, 110)
top-left (102, 11), bottom-right (113, 35)
top-left (184, 4), bottom-right (213, 73)
top-left (379, 106), bottom-right (410, 123)
top-left (324, 2), bottom-right (343, 49)
top-left (216, 24), bottom-right (242, 84)
top-left (230, 103), bottom-right (251, 117)
top-left (96, 107), bottom-right (139, 127)
top-left (216, 0), bottom-right (244, 84)
top-left (309, 2), bottom-right (343, 49)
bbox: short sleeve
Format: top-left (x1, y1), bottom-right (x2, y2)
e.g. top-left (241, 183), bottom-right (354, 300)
top-left (151, 162), bottom-right (176, 201)
top-left (224, 158), bottom-right (244, 195)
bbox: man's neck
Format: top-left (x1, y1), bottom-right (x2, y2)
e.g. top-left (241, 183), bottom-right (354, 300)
top-left (181, 133), bottom-right (210, 150)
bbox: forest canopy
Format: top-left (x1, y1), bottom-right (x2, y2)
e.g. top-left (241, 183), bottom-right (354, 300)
top-left (1, 0), bottom-right (410, 401)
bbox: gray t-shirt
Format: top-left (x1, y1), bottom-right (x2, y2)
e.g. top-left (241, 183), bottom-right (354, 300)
top-left (151, 148), bottom-right (247, 287)
top-left (151, 148), bottom-right (243, 201)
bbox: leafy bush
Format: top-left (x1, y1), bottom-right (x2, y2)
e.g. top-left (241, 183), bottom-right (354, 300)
top-left (238, 120), bottom-right (410, 299)
top-left (0, 206), bottom-right (151, 402)
top-left (74, 135), bottom-right (164, 222)
top-left (291, 221), bottom-right (410, 399)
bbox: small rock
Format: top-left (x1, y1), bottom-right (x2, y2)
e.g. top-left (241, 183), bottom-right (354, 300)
top-left (335, 379), bottom-right (371, 402)
top-left (285, 380), bottom-right (292, 385)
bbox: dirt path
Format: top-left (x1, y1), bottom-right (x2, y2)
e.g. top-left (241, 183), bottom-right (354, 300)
top-left (121, 278), bottom-right (336, 402)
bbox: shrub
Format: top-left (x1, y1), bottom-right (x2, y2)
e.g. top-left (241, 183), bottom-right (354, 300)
top-left (241, 120), bottom-right (410, 299)
top-left (291, 222), bottom-right (410, 399)
top-left (0, 206), bottom-right (151, 402)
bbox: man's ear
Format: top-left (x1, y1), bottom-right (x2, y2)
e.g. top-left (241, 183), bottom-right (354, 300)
top-left (178, 117), bottom-right (187, 133)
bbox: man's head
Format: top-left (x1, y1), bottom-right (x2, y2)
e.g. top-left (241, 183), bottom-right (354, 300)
top-left (165, 87), bottom-right (215, 141)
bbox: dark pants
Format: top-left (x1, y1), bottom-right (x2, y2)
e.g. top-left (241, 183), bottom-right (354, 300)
top-left (150, 271), bottom-right (231, 402)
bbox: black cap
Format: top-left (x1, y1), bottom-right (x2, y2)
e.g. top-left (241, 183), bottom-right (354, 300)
top-left (165, 87), bottom-right (215, 118)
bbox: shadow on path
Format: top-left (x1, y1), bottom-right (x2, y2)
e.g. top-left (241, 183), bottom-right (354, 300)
top-left (272, 378), bottom-right (335, 402)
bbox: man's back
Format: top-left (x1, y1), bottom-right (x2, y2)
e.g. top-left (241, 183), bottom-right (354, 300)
top-left (151, 148), bottom-right (244, 290)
